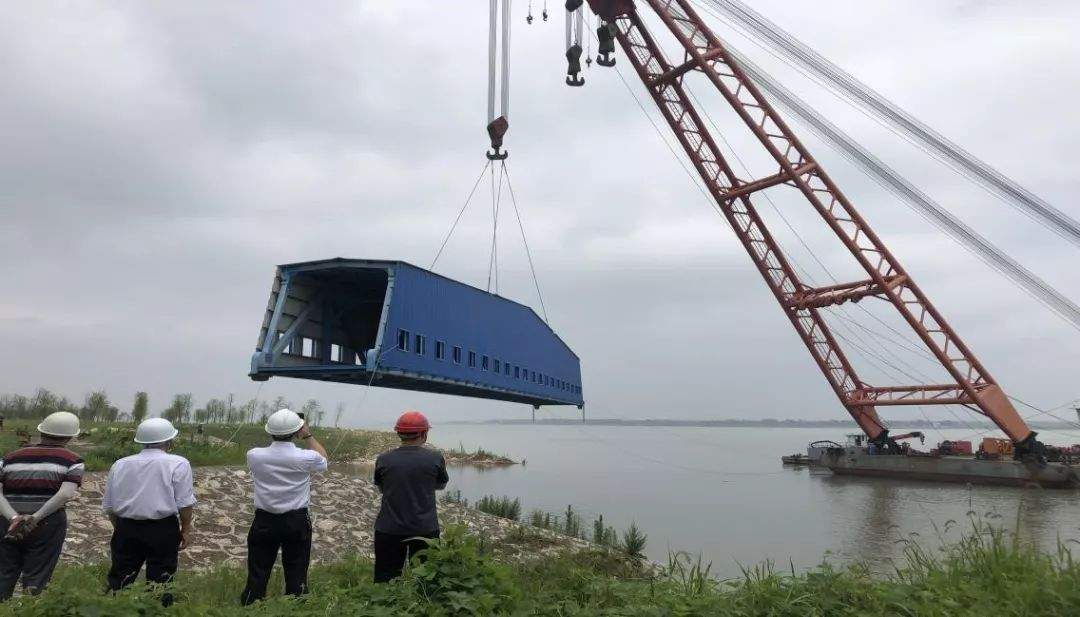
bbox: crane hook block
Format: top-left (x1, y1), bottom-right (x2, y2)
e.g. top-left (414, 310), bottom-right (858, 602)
top-left (565, 0), bottom-right (584, 11)
top-left (565, 44), bottom-right (585, 87)
top-left (597, 23), bottom-right (617, 67)
top-left (542, 8), bottom-right (549, 20)
top-left (486, 116), bottom-right (510, 161)
top-left (527, 13), bottom-right (533, 24)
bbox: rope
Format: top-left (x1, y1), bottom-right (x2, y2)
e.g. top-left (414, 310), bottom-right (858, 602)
top-left (502, 161), bottom-right (549, 322)
top-left (430, 160), bottom-right (491, 270)
top-left (487, 163), bottom-right (506, 293)
top-left (327, 347), bottom-right (397, 460)
top-left (214, 381), bottom-right (265, 450)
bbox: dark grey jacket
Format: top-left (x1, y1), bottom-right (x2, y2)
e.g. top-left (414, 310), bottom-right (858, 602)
top-left (373, 446), bottom-right (449, 535)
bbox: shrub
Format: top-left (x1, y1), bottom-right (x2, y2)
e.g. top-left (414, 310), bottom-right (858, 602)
top-left (620, 521), bottom-right (648, 559)
top-left (475, 495), bottom-right (521, 521)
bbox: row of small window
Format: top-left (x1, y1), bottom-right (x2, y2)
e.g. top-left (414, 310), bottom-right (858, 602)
top-left (397, 329), bottom-right (581, 395)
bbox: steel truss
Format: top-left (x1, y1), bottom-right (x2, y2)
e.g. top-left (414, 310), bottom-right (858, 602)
top-left (587, 0), bottom-right (1036, 447)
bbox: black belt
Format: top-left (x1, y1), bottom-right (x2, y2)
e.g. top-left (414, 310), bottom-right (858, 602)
top-left (255, 507), bottom-right (309, 516)
top-left (117, 515), bottom-right (178, 524)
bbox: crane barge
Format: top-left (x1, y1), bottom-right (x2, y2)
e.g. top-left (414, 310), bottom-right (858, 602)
top-left (573, 0), bottom-right (1077, 486)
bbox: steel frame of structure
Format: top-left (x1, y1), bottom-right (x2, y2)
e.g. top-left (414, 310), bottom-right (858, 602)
top-left (586, 0), bottom-right (1037, 449)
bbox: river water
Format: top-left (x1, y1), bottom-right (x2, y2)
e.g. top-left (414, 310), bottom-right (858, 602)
top-left (401, 424), bottom-right (1080, 578)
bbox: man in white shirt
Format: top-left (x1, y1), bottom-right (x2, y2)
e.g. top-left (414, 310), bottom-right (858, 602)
top-left (240, 408), bottom-right (327, 605)
top-left (101, 418), bottom-right (195, 607)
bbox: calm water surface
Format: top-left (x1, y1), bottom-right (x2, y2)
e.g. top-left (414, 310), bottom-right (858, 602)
top-left (367, 424), bottom-right (1080, 578)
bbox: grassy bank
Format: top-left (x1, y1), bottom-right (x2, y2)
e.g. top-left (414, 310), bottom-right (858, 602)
top-left (0, 421), bottom-right (506, 471)
top-left (2, 523), bottom-right (1079, 616)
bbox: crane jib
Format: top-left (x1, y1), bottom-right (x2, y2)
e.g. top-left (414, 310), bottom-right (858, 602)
top-left (581, 0), bottom-right (1048, 460)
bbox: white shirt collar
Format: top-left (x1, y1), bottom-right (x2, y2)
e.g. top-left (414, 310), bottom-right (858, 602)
top-left (269, 441), bottom-right (297, 449)
top-left (138, 448), bottom-right (168, 457)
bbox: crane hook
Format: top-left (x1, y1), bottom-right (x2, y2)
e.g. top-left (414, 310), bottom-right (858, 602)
top-left (596, 22), bottom-right (617, 67)
top-left (527, 13), bottom-right (533, 24)
top-left (565, 44), bottom-right (585, 87)
top-left (486, 116), bottom-right (509, 161)
top-left (542, 8), bottom-right (549, 21)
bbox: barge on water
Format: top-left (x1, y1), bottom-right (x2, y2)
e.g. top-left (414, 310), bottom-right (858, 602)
top-left (817, 435), bottom-right (1080, 489)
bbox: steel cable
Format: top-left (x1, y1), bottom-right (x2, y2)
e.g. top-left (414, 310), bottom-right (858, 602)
top-left (699, 0), bottom-right (1080, 248)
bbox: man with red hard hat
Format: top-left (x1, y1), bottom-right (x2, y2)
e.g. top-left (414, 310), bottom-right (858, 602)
top-left (372, 410), bottom-right (448, 583)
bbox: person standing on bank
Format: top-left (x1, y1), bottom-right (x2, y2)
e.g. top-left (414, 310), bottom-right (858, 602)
top-left (239, 409), bottom-right (328, 605)
top-left (102, 418), bottom-right (195, 607)
top-left (372, 411), bottom-right (448, 583)
top-left (0, 412), bottom-right (84, 600)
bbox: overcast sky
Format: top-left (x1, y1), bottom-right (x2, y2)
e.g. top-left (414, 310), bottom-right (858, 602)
top-left (1, 1), bottom-right (1078, 428)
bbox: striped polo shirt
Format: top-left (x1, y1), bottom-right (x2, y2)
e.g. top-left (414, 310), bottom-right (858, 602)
top-left (0, 445), bottom-right (84, 515)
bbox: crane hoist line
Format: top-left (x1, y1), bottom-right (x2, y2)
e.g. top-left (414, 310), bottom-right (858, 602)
top-left (578, 0), bottom-right (1050, 460)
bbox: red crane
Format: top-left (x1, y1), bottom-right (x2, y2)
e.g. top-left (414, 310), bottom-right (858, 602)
top-left (579, 0), bottom-right (1044, 459)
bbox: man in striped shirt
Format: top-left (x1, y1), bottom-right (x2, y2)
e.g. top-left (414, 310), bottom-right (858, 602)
top-left (0, 412), bottom-right (84, 600)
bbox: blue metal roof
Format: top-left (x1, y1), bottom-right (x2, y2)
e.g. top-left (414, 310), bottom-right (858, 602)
top-left (250, 258), bottom-right (584, 408)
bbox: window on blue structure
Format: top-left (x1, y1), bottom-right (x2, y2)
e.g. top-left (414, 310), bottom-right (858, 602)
top-left (468, 351), bottom-right (477, 368)
top-left (493, 359), bottom-right (501, 373)
top-left (514, 366), bottom-right (520, 379)
top-left (435, 341), bottom-right (445, 360)
top-left (453, 346), bottom-right (462, 364)
top-left (397, 329), bottom-right (410, 352)
top-left (531, 371), bottom-right (536, 382)
top-left (504, 362), bottom-right (511, 376)
top-left (415, 334), bottom-right (426, 355)
top-left (481, 355), bottom-right (489, 371)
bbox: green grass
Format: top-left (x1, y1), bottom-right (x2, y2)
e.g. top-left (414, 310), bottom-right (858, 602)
top-left (3, 521), bottom-right (1078, 616)
top-left (1, 420), bottom-right (401, 471)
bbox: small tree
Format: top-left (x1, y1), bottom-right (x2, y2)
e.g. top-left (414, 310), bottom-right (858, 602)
top-left (132, 392), bottom-right (149, 424)
top-left (82, 391), bottom-right (111, 423)
top-left (333, 402), bottom-right (347, 428)
top-left (162, 394), bottom-right (193, 426)
top-left (31, 388), bottom-right (63, 418)
top-left (620, 522), bottom-right (648, 559)
top-left (301, 399), bottom-right (323, 426)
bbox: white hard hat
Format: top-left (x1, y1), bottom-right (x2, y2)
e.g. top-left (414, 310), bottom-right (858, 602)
top-left (37, 412), bottom-right (80, 438)
top-left (265, 408), bottom-right (304, 436)
top-left (134, 418), bottom-right (179, 444)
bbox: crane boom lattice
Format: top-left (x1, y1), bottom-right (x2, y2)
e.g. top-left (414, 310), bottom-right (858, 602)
top-left (587, 0), bottom-right (1039, 453)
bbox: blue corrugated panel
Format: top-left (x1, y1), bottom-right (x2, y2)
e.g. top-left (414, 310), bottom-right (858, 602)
top-left (249, 258), bottom-right (584, 408)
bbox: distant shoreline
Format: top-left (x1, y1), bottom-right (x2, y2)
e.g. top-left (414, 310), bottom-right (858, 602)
top-left (442, 418), bottom-right (1080, 431)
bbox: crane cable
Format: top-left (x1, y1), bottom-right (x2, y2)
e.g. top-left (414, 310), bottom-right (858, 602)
top-left (486, 0), bottom-right (511, 159)
top-left (430, 161), bottom-right (492, 270)
top-left (699, 0), bottom-right (1080, 249)
top-left (717, 39), bottom-right (1080, 332)
top-left (503, 161), bottom-right (549, 322)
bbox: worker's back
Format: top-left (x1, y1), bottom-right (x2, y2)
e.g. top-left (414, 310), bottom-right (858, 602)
top-left (373, 446), bottom-right (448, 536)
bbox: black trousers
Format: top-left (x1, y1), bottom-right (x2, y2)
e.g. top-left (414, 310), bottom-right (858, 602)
top-left (107, 516), bottom-right (180, 607)
top-left (0, 511), bottom-right (67, 600)
top-left (373, 529), bottom-right (439, 583)
top-left (240, 508), bottom-right (312, 605)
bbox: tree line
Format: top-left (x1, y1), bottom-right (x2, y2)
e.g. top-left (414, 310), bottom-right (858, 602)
top-left (0, 388), bottom-right (349, 427)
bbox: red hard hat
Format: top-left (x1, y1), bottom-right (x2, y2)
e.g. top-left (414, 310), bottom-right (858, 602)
top-left (394, 411), bottom-right (431, 434)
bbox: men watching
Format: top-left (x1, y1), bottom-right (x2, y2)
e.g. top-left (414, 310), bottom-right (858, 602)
top-left (372, 410), bottom-right (448, 583)
top-left (0, 411), bottom-right (84, 599)
top-left (240, 408), bottom-right (327, 605)
top-left (102, 417), bottom-right (196, 607)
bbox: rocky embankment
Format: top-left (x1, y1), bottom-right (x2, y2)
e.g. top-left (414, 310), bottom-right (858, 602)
top-left (61, 467), bottom-right (587, 569)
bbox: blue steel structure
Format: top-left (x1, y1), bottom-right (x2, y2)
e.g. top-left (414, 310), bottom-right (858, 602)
top-left (250, 258), bottom-right (584, 408)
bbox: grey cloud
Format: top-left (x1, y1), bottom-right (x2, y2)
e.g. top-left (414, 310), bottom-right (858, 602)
top-left (1, 0), bottom-right (1078, 427)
